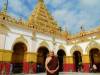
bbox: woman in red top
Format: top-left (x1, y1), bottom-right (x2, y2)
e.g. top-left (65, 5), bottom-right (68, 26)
top-left (45, 51), bottom-right (59, 75)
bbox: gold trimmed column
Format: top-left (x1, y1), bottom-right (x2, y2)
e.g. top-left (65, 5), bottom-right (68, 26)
top-left (24, 52), bottom-right (37, 63)
top-left (82, 55), bottom-right (90, 72)
top-left (0, 49), bottom-right (13, 74)
top-left (63, 56), bottom-right (74, 72)
top-left (23, 52), bottom-right (37, 73)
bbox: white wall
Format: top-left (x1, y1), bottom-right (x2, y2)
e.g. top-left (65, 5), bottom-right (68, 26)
top-left (3, 22), bottom-right (100, 55)
top-left (0, 34), bottom-right (6, 49)
top-left (4, 24), bottom-right (33, 52)
top-left (78, 42), bottom-right (89, 54)
top-left (34, 33), bottom-right (67, 54)
top-left (95, 39), bottom-right (100, 43)
top-left (65, 45), bottom-right (73, 56)
top-left (4, 32), bottom-right (20, 50)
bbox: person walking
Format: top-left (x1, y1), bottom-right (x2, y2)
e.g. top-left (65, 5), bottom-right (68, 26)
top-left (92, 64), bottom-right (97, 72)
top-left (45, 51), bottom-right (59, 75)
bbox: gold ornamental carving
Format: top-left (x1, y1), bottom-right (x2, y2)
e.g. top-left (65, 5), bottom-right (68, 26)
top-left (86, 40), bottom-right (100, 55)
top-left (59, 45), bottom-right (65, 51)
top-left (70, 45), bottom-right (83, 55)
top-left (39, 41), bottom-right (49, 49)
top-left (12, 35), bottom-right (28, 50)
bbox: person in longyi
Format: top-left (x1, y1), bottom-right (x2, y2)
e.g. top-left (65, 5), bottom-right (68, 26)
top-left (45, 51), bottom-right (59, 75)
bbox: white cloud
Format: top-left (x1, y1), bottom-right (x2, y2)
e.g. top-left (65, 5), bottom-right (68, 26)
top-left (50, 0), bottom-right (100, 34)
top-left (9, 0), bottom-right (22, 13)
top-left (27, 0), bottom-right (33, 4)
top-left (8, 11), bottom-right (19, 19)
top-left (52, 9), bottom-right (80, 33)
top-left (45, 0), bottom-right (66, 8)
top-left (0, 0), bottom-right (31, 20)
top-left (8, 0), bottom-right (30, 19)
top-left (80, 0), bottom-right (100, 6)
top-left (44, 0), bottom-right (50, 4)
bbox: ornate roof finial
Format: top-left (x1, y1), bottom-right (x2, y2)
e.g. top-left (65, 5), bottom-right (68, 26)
top-left (38, 0), bottom-right (44, 2)
top-left (2, 0), bottom-right (8, 13)
top-left (18, 17), bottom-right (23, 24)
top-left (80, 25), bottom-right (85, 31)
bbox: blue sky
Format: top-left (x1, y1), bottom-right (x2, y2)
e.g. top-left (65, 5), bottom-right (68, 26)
top-left (0, 0), bottom-right (100, 34)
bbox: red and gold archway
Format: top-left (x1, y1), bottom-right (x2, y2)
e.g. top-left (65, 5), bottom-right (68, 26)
top-left (12, 42), bottom-right (27, 73)
top-left (37, 46), bottom-right (49, 73)
top-left (57, 49), bottom-right (66, 72)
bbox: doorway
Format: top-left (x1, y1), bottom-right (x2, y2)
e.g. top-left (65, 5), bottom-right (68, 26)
top-left (12, 42), bottom-right (27, 73)
top-left (73, 51), bottom-right (82, 72)
top-left (37, 46), bottom-right (49, 73)
top-left (57, 49), bottom-right (66, 72)
top-left (89, 48), bottom-right (100, 72)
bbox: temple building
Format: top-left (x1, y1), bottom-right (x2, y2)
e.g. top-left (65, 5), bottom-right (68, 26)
top-left (0, 0), bottom-right (100, 74)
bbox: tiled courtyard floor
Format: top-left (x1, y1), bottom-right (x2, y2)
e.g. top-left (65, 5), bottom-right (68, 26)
top-left (12, 72), bottom-right (100, 75)
top-left (30, 72), bottom-right (100, 75)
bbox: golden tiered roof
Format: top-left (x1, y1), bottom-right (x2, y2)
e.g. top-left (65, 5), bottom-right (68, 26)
top-left (0, 0), bottom-right (68, 39)
top-left (67, 25), bottom-right (100, 44)
top-left (0, 23), bottom-right (9, 31)
top-left (2, 0), bottom-right (100, 42)
top-left (0, 12), bottom-right (31, 30)
top-left (28, 0), bottom-right (68, 39)
top-left (0, 23), bottom-right (9, 34)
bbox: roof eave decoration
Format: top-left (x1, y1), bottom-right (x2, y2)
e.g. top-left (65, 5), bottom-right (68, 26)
top-left (0, 23), bottom-right (10, 34)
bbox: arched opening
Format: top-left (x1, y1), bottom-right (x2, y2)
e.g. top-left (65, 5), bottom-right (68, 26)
top-left (12, 42), bottom-right (27, 73)
top-left (89, 48), bottom-right (100, 72)
top-left (37, 46), bottom-right (49, 73)
top-left (73, 51), bottom-right (82, 72)
top-left (57, 49), bottom-right (66, 72)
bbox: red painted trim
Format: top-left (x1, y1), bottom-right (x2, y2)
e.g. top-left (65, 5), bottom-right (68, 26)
top-left (0, 62), bottom-right (3, 74)
top-left (64, 63), bottom-right (90, 72)
top-left (32, 63), bottom-right (36, 73)
top-left (23, 62), bottom-right (29, 74)
top-left (83, 63), bottom-right (90, 72)
top-left (5, 63), bottom-right (10, 75)
top-left (23, 62), bottom-right (36, 74)
top-left (0, 62), bottom-right (10, 75)
top-left (0, 62), bottom-right (37, 74)
top-left (63, 64), bottom-right (75, 72)
top-left (0, 62), bottom-right (90, 74)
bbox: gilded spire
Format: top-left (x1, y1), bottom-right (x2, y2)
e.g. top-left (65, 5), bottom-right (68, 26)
top-left (38, 0), bottom-right (44, 2)
top-left (80, 25), bottom-right (85, 31)
top-left (2, 0), bottom-right (8, 13)
top-left (28, 0), bottom-right (67, 39)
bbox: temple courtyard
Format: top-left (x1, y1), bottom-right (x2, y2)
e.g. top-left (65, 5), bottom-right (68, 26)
top-left (12, 72), bottom-right (100, 75)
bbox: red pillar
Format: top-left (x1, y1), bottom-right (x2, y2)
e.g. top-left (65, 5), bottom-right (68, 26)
top-left (23, 62), bottom-right (30, 74)
top-left (83, 63), bottom-right (90, 72)
top-left (23, 62), bottom-right (37, 74)
top-left (63, 63), bottom-right (75, 72)
top-left (63, 64), bottom-right (69, 72)
top-left (0, 62), bottom-right (10, 75)
top-left (5, 63), bottom-right (10, 75)
top-left (32, 63), bottom-right (36, 73)
top-left (0, 62), bottom-right (3, 74)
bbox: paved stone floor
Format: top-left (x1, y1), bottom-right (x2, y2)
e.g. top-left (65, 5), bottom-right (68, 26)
top-left (16, 72), bottom-right (100, 75)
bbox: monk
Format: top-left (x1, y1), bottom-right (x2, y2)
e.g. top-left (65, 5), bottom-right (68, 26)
top-left (45, 51), bottom-right (59, 75)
